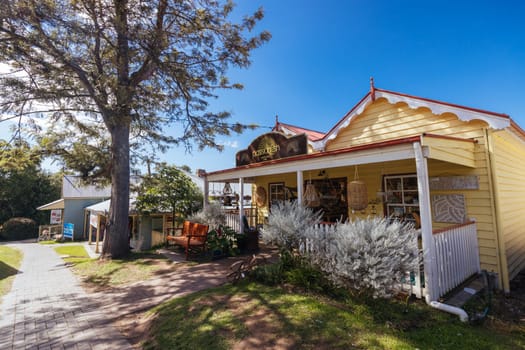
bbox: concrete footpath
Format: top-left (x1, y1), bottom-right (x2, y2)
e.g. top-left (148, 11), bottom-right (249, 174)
top-left (1, 241), bottom-right (276, 349)
top-left (0, 242), bottom-right (133, 350)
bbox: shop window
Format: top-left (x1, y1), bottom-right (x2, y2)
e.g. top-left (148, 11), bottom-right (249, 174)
top-left (303, 177), bottom-right (348, 223)
top-left (384, 174), bottom-right (419, 224)
top-left (269, 182), bottom-right (286, 207)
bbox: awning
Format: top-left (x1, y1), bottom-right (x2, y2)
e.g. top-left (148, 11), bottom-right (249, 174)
top-left (84, 197), bottom-right (138, 215)
top-left (37, 199), bottom-right (64, 211)
top-left (85, 199), bottom-right (110, 215)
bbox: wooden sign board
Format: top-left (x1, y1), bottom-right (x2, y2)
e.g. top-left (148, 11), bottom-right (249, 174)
top-left (236, 132), bottom-right (308, 166)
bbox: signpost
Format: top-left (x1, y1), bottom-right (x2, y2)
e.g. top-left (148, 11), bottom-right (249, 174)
top-left (63, 223), bottom-right (74, 241)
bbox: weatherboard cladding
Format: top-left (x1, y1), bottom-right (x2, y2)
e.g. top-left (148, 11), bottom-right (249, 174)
top-left (207, 87), bottom-right (525, 291)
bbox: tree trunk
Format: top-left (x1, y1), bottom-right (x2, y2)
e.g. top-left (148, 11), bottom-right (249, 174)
top-left (102, 122), bottom-right (131, 258)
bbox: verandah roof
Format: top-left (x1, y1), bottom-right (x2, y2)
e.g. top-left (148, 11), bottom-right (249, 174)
top-left (205, 133), bottom-right (476, 183)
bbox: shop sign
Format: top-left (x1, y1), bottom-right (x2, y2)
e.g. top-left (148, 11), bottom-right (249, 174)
top-left (63, 223), bottom-right (74, 239)
top-left (236, 132), bottom-right (307, 166)
top-left (50, 209), bottom-right (62, 225)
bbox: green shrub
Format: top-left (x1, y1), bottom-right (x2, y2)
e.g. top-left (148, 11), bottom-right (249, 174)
top-left (206, 225), bottom-right (239, 257)
top-left (251, 262), bottom-right (285, 285)
top-left (0, 217), bottom-right (38, 241)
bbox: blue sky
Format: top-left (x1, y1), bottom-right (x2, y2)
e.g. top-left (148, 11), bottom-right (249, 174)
top-left (3, 1), bottom-right (525, 174)
top-left (165, 0), bottom-right (525, 173)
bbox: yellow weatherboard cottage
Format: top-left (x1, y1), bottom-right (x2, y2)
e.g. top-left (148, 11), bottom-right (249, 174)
top-left (202, 82), bottom-right (525, 306)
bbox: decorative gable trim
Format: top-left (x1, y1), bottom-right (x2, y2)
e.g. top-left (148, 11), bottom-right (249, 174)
top-left (314, 89), bottom-right (511, 151)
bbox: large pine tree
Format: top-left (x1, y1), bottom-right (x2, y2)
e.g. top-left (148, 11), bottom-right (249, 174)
top-left (0, 0), bottom-right (269, 258)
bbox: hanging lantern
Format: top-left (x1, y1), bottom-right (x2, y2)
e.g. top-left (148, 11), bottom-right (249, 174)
top-left (304, 182), bottom-right (320, 207)
top-left (348, 166), bottom-right (368, 211)
top-left (223, 182), bottom-right (233, 195)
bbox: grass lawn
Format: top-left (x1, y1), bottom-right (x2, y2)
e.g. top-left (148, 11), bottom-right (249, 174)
top-left (57, 247), bottom-right (174, 288)
top-left (143, 282), bottom-right (525, 350)
top-left (39, 240), bottom-right (77, 245)
top-left (0, 246), bottom-right (23, 301)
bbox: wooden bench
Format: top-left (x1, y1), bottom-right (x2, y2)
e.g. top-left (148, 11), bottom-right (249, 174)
top-left (166, 220), bottom-right (209, 260)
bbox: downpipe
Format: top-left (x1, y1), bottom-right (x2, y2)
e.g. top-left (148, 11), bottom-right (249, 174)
top-left (429, 301), bottom-right (469, 322)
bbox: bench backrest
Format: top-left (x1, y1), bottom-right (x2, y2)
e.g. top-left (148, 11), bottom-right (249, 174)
top-left (180, 220), bottom-right (209, 243)
top-left (190, 222), bottom-right (209, 243)
top-left (181, 220), bottom-right (192, 236)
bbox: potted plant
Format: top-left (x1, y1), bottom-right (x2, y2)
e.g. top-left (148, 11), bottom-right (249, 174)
top-left (206, 225), bottom-right (239, 258)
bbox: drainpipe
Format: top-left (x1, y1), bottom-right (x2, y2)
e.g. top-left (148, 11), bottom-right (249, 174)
top-left (429, 301), bottom-right (469, 322)
top-left (413, 141), bottom-right (469, 322)
top-left (485, 129), bottom-right (510, 293)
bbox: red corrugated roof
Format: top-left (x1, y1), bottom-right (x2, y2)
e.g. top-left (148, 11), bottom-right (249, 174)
top-left (273, 122), bottom-right (325, 141)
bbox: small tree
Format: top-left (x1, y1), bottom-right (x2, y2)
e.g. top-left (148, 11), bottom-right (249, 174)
top-left (136, 163), bottom-right (203, 226)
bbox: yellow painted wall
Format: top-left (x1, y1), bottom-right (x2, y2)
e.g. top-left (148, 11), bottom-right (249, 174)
top-left (491, 130), bottom-right (525, 285)
top-left (323, 98), bottom-right (500, 276)
top-left (253, 98), bottom-right (506, 282)
top-left (326, 98), bottom-right (488, 150)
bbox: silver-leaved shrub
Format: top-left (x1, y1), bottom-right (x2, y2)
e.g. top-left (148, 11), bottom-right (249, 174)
top-left (260, 201), bottom-right (322, 252)
top-left (321, 218), bottom-right (420, 298)
top-left (188, 202), bottom-right (226, 229)
top-left (263, 202), bottom-right (420, 298)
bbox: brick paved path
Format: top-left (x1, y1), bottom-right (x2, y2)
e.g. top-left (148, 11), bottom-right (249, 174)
top-left (0, 242), bottom-right (133, 350)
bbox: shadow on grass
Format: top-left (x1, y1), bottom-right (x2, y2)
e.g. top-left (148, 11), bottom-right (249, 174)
top-left (0, 261), bottom-right (19, 280)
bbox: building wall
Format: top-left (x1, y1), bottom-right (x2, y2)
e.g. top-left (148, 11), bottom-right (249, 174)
top-left (323, 98), bottom-right (500, 277)
top-left (252, 98), bottom-right (505, 283)
top-left (63, 198), bottom-right (105, 240)
top-left (491, 129), bottom-right (525, 287)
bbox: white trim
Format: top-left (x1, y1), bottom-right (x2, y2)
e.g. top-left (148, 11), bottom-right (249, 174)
top-left (376, 91), bottom-right (510, 130)
top-left (413, 141), bottom-right (439, 303)
top-left (296, 171), bottom-right (304, 204)
top-left (316, 91), bottom-right (510, 151)
top-left (207, 143), bottom-right (416, 182)
top-left (313, 94), bottom-right (374, 150)
top-left (239, 177), bottom-right (244, 231)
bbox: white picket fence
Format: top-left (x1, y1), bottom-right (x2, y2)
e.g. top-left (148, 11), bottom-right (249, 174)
top-left (298, 221), bottom-right (480, 300)
top-left (225, 212), bottom-right (241, 232)
top-left (432, 221), bottom-right (480, 298)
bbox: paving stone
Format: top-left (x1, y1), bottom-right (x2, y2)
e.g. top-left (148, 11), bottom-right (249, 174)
top-left (0, 243), bottom-right (133, 349)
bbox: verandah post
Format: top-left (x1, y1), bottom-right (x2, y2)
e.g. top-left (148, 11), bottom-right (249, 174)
top-left (413, 141), bottom-right (439, 303)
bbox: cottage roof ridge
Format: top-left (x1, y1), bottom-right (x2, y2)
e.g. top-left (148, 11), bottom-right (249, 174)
top-left (319, 88), bottom-right (516, 150)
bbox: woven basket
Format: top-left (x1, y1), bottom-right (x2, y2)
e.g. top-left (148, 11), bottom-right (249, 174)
top-left (348, 180), bottom-right (368, 210)
top-left (254, 186), bottom-right (267, 207)
top-left (304, 183), bottom-right (320, 207)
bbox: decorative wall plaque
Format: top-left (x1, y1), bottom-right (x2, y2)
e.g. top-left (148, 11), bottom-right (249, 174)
top-left (429, 176), bottom-right (479, 190)
top-left (432, 194), bottom-right (466, 223)
top-left (236, 132), bottom-right (308, 166)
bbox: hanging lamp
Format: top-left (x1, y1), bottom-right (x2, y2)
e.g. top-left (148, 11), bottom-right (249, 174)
top-left (304, 173), bottom-right (320, 207)
top-left (348, 166), bottom-right (368, 211)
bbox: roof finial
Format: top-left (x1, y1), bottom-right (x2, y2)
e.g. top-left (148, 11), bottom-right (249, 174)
top-left (370, 76), bottom-right (376, 101)
top-left (272, 115), bottom-right (280, 132)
